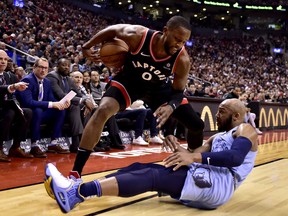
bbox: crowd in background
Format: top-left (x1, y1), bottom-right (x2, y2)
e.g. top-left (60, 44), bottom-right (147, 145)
top-left (186, 35), bottom-right (288, 103)
top-left (2, 0), bottom-right (286, 104)
top-left (0, 0), bottom-right (287, 154)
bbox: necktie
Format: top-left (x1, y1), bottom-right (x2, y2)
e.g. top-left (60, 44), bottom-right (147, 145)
top-left (0, 74), bottom-right (6, 85)
top-left (38, 81), bottom-right (43, 101)
top-left (63, 77), bottom-right (69, 93)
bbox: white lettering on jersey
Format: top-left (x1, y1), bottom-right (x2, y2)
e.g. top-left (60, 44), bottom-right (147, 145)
top-left (132, 61), bottom-right (167, 81)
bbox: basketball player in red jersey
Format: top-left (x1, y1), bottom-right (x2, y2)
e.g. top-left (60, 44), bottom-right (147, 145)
top-left (60, 16), bottom-right (204, 177)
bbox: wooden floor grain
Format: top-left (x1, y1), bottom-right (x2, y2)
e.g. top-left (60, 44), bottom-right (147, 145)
top-left (0, 130), bottom-right (287, 216)
top-left (1, 159), bottom-right (287, 216)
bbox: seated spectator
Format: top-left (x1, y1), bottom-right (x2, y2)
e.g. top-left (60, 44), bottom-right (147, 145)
top-left (26, 48), bottom-right (37, 69)
top-left (184, 83), bottom-right (196, 97)
top-left (239, 93), bottom-right (262, 135)
top-left (71, 71), bottom-right (125, 150)
top-left (223, 86), bottom-right (241, 99)
top-left (80, 59), bottom-right (93, 73)
top-left (101, 67), bottom-right (111, 83)
top-left (208, 86), bottom-right (219, 98)
top-left (14, 66), bottom-right (27, 82)
top-left (194, 83), bottom-right (205, 97)
top-left (46, 58), bottom-right (96, 153)
top-left (70, 71), bottom-right (97, 126)
top-left (70, 63), bottom-right (79, 73)
top-left (16, 58), bottom-right (71, 157)
top-left (0, 49), bottom-right (33, 162)
top-left (90, 70), bottom-right (106, 104)
top-left (4, 58), bottom-right (16, 75)
top-left (115, 100), bottom-right (163, 145)
top-left (281, 93), bottom-right (288, 104)
top-left (203, 86), bottom-right (211, 97)
top-left (82, 71), bottom-right (91, 94)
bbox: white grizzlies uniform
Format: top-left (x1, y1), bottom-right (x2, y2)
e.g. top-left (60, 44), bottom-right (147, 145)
top-left (179, 127), bottom-right (257, 209)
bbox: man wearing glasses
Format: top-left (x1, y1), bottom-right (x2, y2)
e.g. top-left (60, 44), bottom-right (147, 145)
top-left (16, 57), bottom-right (71, 157)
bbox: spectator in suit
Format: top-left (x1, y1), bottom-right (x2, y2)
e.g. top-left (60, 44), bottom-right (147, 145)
top-left (46, 58), bottom-right (96, 153)
top-left (16, 58), bottom-right (71, 157)
top-left (0, 49), bottom-right (33, 162)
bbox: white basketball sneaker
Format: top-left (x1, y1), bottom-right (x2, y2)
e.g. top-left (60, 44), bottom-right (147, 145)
top-left (132, 136), bottom-right (149, 145)
top-left (149, 136), bottom-right (163, 144)
top-left (45, 163), bottom-right (84, 213)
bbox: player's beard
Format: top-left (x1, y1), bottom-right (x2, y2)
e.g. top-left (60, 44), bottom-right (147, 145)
top-left (218, 115), bottom-right (233, 132)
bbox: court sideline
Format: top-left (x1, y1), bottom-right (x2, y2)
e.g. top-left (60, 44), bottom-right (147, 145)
top-left (0, 130), bottom-right (287, 215)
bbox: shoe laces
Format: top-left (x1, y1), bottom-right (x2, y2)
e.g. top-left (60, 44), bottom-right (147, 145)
top-left (51, 138), bottom-right (69, 150)
top-left (34, 142), bottom-right (46, 152)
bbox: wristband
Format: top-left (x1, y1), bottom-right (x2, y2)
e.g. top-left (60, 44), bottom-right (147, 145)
top-left (168, 89), bottom-right (184, 110)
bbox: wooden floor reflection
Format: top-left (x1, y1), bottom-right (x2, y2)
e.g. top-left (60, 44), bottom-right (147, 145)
top-left (0, 129), bottom-right (287, 216)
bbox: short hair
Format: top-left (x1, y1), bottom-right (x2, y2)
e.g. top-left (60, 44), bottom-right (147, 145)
top-left (166, 16), bottom-right (191, 31)
top-left (57, 58), bottom-right (69, 66)
top-left (34, 57), bottom-right (48, 67)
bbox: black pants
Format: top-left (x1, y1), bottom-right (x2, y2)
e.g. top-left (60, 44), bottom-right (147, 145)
top-left (164, 103), bottom-right (204, 150)
top-left (105, 80), bottom-right (204, 149)
top-left (0, 107), bottom-right (32, 148)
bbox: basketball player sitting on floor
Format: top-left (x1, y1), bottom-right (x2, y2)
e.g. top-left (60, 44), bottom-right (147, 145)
top-left (44, 98), bottom-right (258, 213)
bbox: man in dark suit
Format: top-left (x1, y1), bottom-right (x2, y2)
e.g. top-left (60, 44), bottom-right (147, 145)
top-left (47, 58), bottom-right (96, 152)
top-left (0, 49), bottom-right (33, 162)
top-left (16, 57), bottom-right (71, 157)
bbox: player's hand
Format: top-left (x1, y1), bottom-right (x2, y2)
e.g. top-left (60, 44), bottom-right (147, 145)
top-left (153, 103), bottom-right (174, 128)
top-left (162, 135), bottom-right (179, 152)
top-left (163, 147), bottom-right (194, 171)
top-left (82, 47), bottom-right (102, 63)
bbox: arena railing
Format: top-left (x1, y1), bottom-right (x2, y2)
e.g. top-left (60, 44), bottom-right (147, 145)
top-left (2, 42), bottom-right (38, 64)
top-left (188, 74), bottom-right (212, 86)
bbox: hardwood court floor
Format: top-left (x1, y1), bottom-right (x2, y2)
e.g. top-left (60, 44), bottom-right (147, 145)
top-left (0, 129), bottom-right (288, 216)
